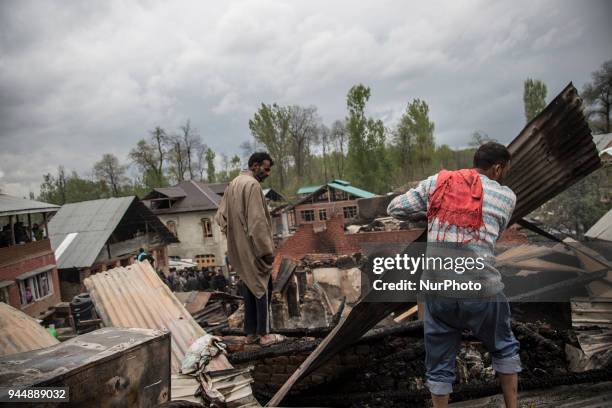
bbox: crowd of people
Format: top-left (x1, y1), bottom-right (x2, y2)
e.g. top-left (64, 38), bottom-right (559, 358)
top-left (0, 221), bottom-right (45, 248)
top-left (163, 267), bottom-right (232, 293)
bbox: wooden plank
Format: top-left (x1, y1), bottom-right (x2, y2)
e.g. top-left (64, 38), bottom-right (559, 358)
top-left (393, 305), bottom-right (419, 323)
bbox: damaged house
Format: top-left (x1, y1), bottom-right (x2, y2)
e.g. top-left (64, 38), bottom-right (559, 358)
top-left (48, 196), bottom-right (177, 301)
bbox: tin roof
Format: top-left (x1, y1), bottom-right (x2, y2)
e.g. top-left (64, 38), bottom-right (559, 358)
top-left (84, 262), bottom-right (235, 374)
top-left (0, 194), bottom-right (59, 217)
top-left (48, 196), bottom-right (177, 269)
top-left (144, 180), bottom-right (221, 215)
top-left (505, 83), bottom-right (601, 223)
top-left (0, 302), bottom-right (59, 357)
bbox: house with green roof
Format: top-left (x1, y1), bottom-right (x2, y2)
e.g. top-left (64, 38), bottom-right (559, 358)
top-left (286, 179), bottom-right (376, 230)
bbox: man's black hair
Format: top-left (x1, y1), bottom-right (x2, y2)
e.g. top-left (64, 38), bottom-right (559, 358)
top-left (473, 142), bottom-right (511, 169)
top-left (248, 151), bottom-right (274, 167)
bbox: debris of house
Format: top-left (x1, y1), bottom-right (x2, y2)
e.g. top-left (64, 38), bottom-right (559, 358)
top-left (0, 327), bottom-right (171, 407)
top-left (0, 301), bottom-right (59, 357)
top-left (175, 290), bottom-right (242, 333)
top-left (0, 193), bottom-right (61, 320)
top-left (83, 261), bottom-right (259, 406)
top-left (48, 196), bottom-right (178, 302)
top-left (265, 82), bottom-right (605, 406)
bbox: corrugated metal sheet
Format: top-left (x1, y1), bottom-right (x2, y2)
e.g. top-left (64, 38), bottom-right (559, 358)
top-left (84, 262), bottom-right (234, 374)
top-left (147, 180), bottom-right (221, 215)
top-left (585, 207), bottom-right (612, 242)
top-left (297, 185), bottom-right (322, 195)
top-left (49, 196), bottom-right (176, 269)
top-left (48, 197), bottom-right (134, 269)
top-left (0, 302), bottom-right (59, 357)
top-left (327, 182), bottom-right (377, 199)
top-left (505, 83), bottom-right (601, 223)
top-left (84, 262), bottom-right (205, 373)
top-left (0, 193), bottom-right (59, 217)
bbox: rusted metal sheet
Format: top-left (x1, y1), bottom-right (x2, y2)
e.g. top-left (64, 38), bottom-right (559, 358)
top-left (0, 327), bottom-right (170, 407)
top-left (506, 83), bottom-right (600, 223)
top-left (84, 262), bottom-right (232, 373)
top-left (0, 301), bottom-right (59, 357)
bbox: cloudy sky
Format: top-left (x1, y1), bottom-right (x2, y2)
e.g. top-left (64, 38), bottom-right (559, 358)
top-left (1, 0), bottom-right (611, 197)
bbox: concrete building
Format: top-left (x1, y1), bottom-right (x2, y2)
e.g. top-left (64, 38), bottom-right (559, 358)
top-left (0, 194), bottom-right (61, 319)
top-left (48, 196), bottom-right (176, 301)
top-left (143, 180), bottom-right (228, 270)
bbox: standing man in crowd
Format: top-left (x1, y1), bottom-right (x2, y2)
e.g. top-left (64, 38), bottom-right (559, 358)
top-left (387, 142), bottom-right (521, 408)
top-left (215, 152), bottom-right (285, 346)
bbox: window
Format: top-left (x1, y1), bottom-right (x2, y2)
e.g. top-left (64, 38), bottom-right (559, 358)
top-left (166, 220), bottom-right (178, 239)
top-left (201, 218), bottom-right (213, 238)
top-left (300, 210), bottom-right (315, 222)
top-left (0, 287), bottom-right (9, 304)
top-left (195, 254), bottom-right (216, 268)
top-left (343, 206), bottom-right (357, 219)
top-left (318, 209), bottom-right (327, 221)
top-left (19, 271), bottom-right (53, 305)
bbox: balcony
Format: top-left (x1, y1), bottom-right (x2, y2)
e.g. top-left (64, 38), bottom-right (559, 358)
top-left (0, 239), bottom-right (53, 268)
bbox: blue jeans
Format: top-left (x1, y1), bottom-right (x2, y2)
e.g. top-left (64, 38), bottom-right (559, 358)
top-left (424, 293), bottom-right (521, 395)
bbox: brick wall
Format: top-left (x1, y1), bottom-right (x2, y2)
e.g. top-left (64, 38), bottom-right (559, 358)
top-left (273, 214), bottom-right (423, 276)
top-left (0, 250), bottom-right (61, 318)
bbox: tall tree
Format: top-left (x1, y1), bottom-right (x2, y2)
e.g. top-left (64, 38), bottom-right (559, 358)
top-left (319, 124), bottom-right (331, 181)
top-left (194, 142), bottom-right (209, 181)
top-left (179, 119), bottom-right (202, 180)
top-left (93, 154), bottom-right (127, 197)
top-left (391, 105), bottom-right (415, 181)
top-left (403, 99), bottom-right (435, 178)
top-left (229, 154), bottom-right (241, 180)
top-left (583, 59), bottom-right (612, 134)
top-left (288, 105), bottom-right (320, 182)
top-left (205, 148), bottom-right (216, 183)
top-left (129, 127), bottom-right (168, 189)
top-left (330, 120), bottom-right (348, 179)
top-left (345, 84), bottom-right (391, 193)
top-left (165, 133), bottom-right (188, 183)
top-left (249, 103), bottom-right (291, 191)
top-left (523, 78), bottom-right (547, 122)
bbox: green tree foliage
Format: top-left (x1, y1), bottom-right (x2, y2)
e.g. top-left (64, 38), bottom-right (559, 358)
top-left (248, 103), bottom-right (291, 190)
top-left (38, 168), bottom-right (108, 204)
top-left (407, 99), bottom-right (436, 179)
top-left (583, 59), bottom-right (612, 134)
top-left (93, 153), bottom-right (128, 197)
top-left (205, 148), bottom-right (216, 183)
top-left (345, 84), bottom-right (391, 194)
top-left (533, 168), bottom-right (611, 239)
top-left (523, 78), bottom-right (548, 122)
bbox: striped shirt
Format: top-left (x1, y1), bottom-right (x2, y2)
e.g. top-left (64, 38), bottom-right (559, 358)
top-left (387, 172), bottom-right (516, 297)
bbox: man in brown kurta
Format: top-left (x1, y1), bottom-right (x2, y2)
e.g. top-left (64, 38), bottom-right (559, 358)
top-left (215, 152), bottom-right (282, 346)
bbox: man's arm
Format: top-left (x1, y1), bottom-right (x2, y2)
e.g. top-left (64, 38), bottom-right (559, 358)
top-left (246, 182), bottom-right (274, 259)
top-left (387, 175), bottom-right (435, 220)
top-left (215, 187), bottom-right (228, 235)
top-left (499, 188), bottom-right (517, 234)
